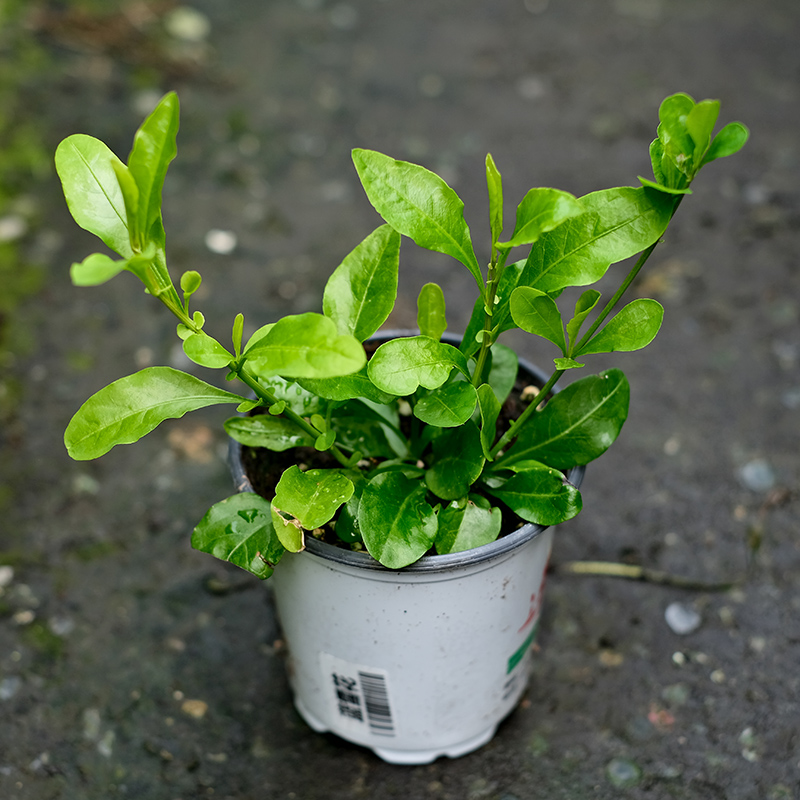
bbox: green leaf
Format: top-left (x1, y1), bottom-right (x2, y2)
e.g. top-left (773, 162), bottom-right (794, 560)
top-left (477, 383), bottom-right (501, 460)
top-left (686, 99), bottom-right (720, 164)
top-left (436, 495), bottom-right (502, 555)
top-left (425, 422), bottom-right (485, 501)
top-left (485, 462), bottom-right (582, 526)
top-left (65, 367), bottom-right (244, 460)
top-left (224, 415), bottom-right (314, 450)
top-left (315, 431), bottom-right (336, 451)
top-left (55, 134), bottom-right (133, 258)
top-left (577, 298), bottom-right (664, 356)
top-left (521, 187), bottom-right (674, 293)
top-left (272, 466), bottom-right (354, 532)
top-left (245, 313), bottom-right (366, 378)
top-left (232, 312), bottom-right (244, 356)
top-left (497, 369), bottom-right (630, 470)
top-left (126, 91), bottom-right (179, 248)
top-left (417, 282), bottom-right (447, 341)
top-left (180, 269), bottom-right (202, 296)
top-left (358, 472), bottom-right (438, 569)
top-left (565, 289), bottom-right (601, 348)
top-left (486, 342), bottom-right (518, 405)
top-left (352, 148), bottom-right (483, 291)
top-left (701, 121), bottom-right (750, 167)
top-left (183, 331), bottom-right (234, 368)
top-left (69, 252), bottom-right (128, 287)
top-left (637, 176), bottom-right (692, 196)
top-left (111, 160), bottom-right (142, 249)
top-left (297, 366), bottom-right (396, 404)
top-left (658, 92), bottom-right (695, 165)
top-left (413, 381), bottom-right (478, 427)
top-left (270, 505), bottom-right (305, 552)
top-left (242, 323), bottom-right (274, 353)
top-left (486, 153), bottom-right (504, 248)
top-left (367, 336), bottom-right (469, 395)
top-left (510, 286), bottom-right (567, 354)
top-left (249, 375), bottom-right (323, 417)
top-left (554, 357), bottom-right (585, 370)
top-left (322, 224), bottom-right (400, 341)
top-left (500, 188), bottom-right (583, 248)
top-left (191, 493), bottom-right (284, 579)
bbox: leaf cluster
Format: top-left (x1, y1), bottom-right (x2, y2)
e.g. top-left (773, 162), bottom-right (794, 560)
top-left (56, 92), bottom-right (748, 577)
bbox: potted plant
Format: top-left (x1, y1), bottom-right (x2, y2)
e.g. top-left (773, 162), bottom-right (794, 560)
top-left (55, 91), bottom-right (747, 763)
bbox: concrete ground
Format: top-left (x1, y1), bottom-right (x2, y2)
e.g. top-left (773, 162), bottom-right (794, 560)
top-left (1, 0), bottom-right (798, 797)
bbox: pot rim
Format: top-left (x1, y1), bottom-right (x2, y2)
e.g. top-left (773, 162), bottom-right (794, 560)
top-left (228, 329), bottom-right (586, 574)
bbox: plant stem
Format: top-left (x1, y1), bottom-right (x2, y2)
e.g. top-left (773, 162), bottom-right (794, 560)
top-left (472, 249), bottom-right (509, 387)
top-left (550, 560), bottom-right (738, 591)
top-left (235, 365), bottom-right (353, 468)
top-left (489, 367), bottom-right (565, 459)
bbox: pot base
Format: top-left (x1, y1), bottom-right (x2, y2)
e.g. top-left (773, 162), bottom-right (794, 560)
top-left (293, 695), bottom-right (500, 764)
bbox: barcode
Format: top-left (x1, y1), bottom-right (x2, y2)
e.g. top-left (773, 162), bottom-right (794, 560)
top-left (358, 671), bottom-right (395, 737)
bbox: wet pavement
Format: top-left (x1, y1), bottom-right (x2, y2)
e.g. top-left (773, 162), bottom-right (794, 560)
top-left (1, 1), bottom-right (799, 798)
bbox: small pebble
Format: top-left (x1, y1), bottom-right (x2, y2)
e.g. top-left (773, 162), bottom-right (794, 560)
top-left (606, 757), bottom-right (642, 788)
top-left (665, 602), bottom-right (701, 635)
top-left (205, 229), bottom-right (237, 255)
top-left (182, 699), bottom-right (209, 719)
top-left (710, 669), bottom-right (726, 684)
top-left (0, 565), bottom-right (13, 589)
top-left (0, 676), bottom-right (22, 701)
top-left (738, 459), bottom-right (776, 492)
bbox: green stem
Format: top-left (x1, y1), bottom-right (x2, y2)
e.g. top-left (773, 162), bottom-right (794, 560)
top-left (235, 365), bottom-right (352, 468)
top-left (489, 367), bottom-right (564, 459)
top-left (471, 249), bottom-right (509, 387)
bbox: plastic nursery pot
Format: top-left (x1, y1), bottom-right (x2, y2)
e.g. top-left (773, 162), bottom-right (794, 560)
top-left (229, 337), bottom-right (584, 765)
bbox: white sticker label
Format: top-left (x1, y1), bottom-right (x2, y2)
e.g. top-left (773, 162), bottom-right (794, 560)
top-left (320, 652), bottom-right (396, 738)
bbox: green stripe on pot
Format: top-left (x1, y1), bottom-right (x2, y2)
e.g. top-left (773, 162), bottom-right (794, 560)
top-left (508, 622), bottom-right (539, 674)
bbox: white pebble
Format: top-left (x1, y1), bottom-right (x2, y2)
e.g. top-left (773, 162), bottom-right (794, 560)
top-left (665, 602), bottom-right (701, 635)
top-left (205, 229), bottom-right (237, 255)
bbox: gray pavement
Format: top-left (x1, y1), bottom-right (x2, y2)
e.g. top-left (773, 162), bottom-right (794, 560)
top-left (1, 1), bottom-right (798, 797)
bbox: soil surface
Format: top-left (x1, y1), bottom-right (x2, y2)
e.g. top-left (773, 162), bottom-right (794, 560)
top-left (2, 1), bottom-right (799, 798)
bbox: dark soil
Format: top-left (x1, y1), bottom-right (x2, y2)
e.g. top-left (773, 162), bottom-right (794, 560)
top-left (2, 1), bottom-right (799, 798)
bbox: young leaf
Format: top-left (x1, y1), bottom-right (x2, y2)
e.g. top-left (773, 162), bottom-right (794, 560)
top-left (425, 422), bottom-right (485, 501)
top-left (565, 289), bottom-right (601, 348)
top-left (191, 493), bottom-right (284, 579)
top-left (553, 357), bottom-right (585, 370)
top-left (70, 253), bottom-right (128, 287)
top-left (183, 331), bottom-right (234, 368)
top-left (358, 472), bottom-right (438, 568)
top-left (509, 286), bottom-right (567, 354)
top-left (520, 187), bottom-right (674, 293)
top-left (413, 381), bottom-right (478, 427)
top-left (577, 298), bottom-right (664, 356)
top-left (686, 99), bottom-right (720, 164)
top-left (486, 153), bottom-right (504, 248)
top-left (496, 369), bottom-right (630, 470)
top-left (486, 342), bottom-right (518, 405)
top-left (352, 148), bottom-right (484, 291)
top-left (477, 383), bottom-right (501, 460)
top-left (55, 134), bottom-right (133, 258)
top-left (417, 282), bottom-right (447, 341)
top-left (436, 496), bottom-right (502, 555)
top-left (224, 415), bottom-right (315, 450)
top-left (245, 313), bottom-right (366, 378)
top-left (485, 462), bottom-right (582, 526)
top-left (322, 224), bottom-right (400, 341)
top-left (65, 367), bottom-right (244, 460)
top-left (701, 121), bottom-right (750, 167)
top-left (126, 91), bottom-right (179, 249)
top-left (500, 188), bottom-right (583, 248)
top-left (272, 466), bottom-right (354, 531)
top-left (232, 312), bottom-right (244, 356)
top-left (181, 269), bottom-right (202, 297)
top-left (367, 336), bottom-right (469, 395)
top-left (270, 506), bottom-right (305, 552)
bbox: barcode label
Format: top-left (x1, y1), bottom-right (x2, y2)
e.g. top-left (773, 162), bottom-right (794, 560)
top-left (358, 671), bottom-right (395, 736)
top-left (320, 653), bottom-right (396, 738)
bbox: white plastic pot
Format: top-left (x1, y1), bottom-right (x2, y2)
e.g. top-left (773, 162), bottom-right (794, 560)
top-left (230, 347), bottom-right (584, 764)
